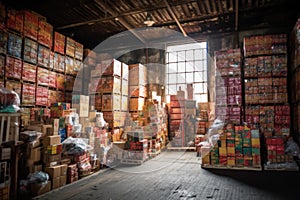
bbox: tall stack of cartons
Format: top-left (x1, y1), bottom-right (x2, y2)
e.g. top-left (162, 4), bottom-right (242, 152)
top-left (168, 94), bottom-right (185, 147)
top-left (214, 49), bottom-right (242, 125)
top-left (99, 59), bottom-right (126, 141)
top-left (128, 63), bottom-right (147, 113)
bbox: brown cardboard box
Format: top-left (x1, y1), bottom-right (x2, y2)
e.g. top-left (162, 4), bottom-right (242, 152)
top-left (60, 175), bottom-right (67, 187)
top-left (45, 165), bottom-right (61, 179)
top-left (60, 158), bottom-right (72, 165)
top-left (31, 181), bottom-right (51, 196)
top-left (73, 103), bottom-right (89, 117)
top-left (0, 186), bottom-right (9, 200)
top-left (0, 147), bottom-right (11, 160)
top-left (42, 135), bottom-right (61, 146)
top-left (43, 153), bottom-right (61, 167)
top-left (60, 164), bottom-right (68, 176)
top-left (29, 147), bottom-right (41, 162)
top-left (28, 164), bottom-right (43, 173)
top-left (42, 125), bottom-right (53, 136)
top-left (28, 139), bottom-right (41, 149)
top-left (51, 177), bottom-right (60, 189)
top-left (89, 110), bottom-right (97, 122)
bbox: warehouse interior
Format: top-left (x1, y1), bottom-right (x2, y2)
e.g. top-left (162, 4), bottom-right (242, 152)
top-left (0, 0), bottom-right (300, 199)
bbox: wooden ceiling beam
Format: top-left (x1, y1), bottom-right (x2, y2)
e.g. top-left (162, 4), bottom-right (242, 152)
top-left (164, 0), bottom-right (187, 37)
top-left (56, 0), bottom-right (198, 30)
top-left (93, 0), bottom-right (147, 44)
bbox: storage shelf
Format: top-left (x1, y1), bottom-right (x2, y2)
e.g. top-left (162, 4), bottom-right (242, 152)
top-left (201, 164), bottom-right (263, 171)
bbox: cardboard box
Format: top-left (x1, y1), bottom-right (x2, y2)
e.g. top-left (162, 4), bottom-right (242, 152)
top-left (0, 186), bottom-right (9, 200)
top-left (29, 147), bottom-right (41, 162)
top-left (60, 164), bottom-right (68, 176)
top-left (0, 147), bottom-right (11, 160)
top-left (45, 165), bottom-right (61, 179)
top-left (219, 147), bottom-right (227, 156)
top-left (43, 153), bottom-right (61, 167)
top-left (227, 147), bottom-right (235, 156)
top-left (31, 181), bottom-right (51, 196)
top-left (73, 103), bottom-right (89, 117)
top-left (60, 175), bottom-right (67, 187)
top-left (227, 156), bottom-right (235, 166)
top-left (43, 135), bottom-right (61, 146)
top-left (201, 154), bottom-right (210, 165)
top-left (60, 158), bottom-right (72, 165)
top-left (28, 164), bottom-right (43, 174)
top-left (251, 138), bottom-right (260, 148)
top-left (51, 177), bottom-right (60, 189)
top-left (101, 59), bottom-right (122, 77)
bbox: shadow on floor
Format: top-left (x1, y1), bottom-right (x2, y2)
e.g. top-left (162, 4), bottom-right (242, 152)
top-left (203, 168), bottom-right (300, 200)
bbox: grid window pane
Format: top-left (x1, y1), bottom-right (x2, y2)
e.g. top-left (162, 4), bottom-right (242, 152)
top-left (186, 72), bottom-right (193, 83)
top-left (168, 84), bottom-right (177, 94)
top-left (168, 63), bottom-right (177, 73)
top-left (177, 74), bottom-right (185, 83)
top-left (186, 61), bottom-right (194, 72)
top-left (194, 72), bottom-right (202, 82)
top-left (168, 74), bottom-right (177, 84)
top-left (194, 83), bottom-right (202, 93)
top-left (168, 52), bottom-right (177, 62)
top-left (178, 51), bottom-right (185, 62)
top-left (186, 50), bottom-right (194, 61)
top-left (166, 42), bottom-right (208, 104)
top-left (178, 62), bottom-right (185, 73)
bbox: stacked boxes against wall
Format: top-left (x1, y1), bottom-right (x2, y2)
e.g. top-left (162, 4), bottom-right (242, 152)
top-left (243, 34), bottom-right (295, 170)
top-left (201, 123), bottom-right (262, 170)
top-left (86, 49), bottom-right (100, 111)
top-left (128, 63), bottom-right (148, 113)
top-left (215, 49), bottom-right (242, 125)
top-left (100, 59), bottom-right (127, 141)
top-left (0, 2), bottom-right (85, 129)
top-left (0, 145), bottom-right (12, 200)
top-left (290, 18), bottom-right (300, 143)
top-left (168, 94), bottom-right (185, 147)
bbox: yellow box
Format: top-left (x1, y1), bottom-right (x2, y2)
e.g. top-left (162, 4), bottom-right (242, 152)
top-left (219, 147), bottom-right (227, 156)
top-left (227, 157), bottom-right (235, 166)
top-left (251, 138), bottom-right (260, 147)
top-left (202, 154), bottom-right (210, 165)
top-left (219, 134), bottom-right (226, 140)
top-left (227, 147), bottom-right (235, 156)
top-left (220, 139), bottom-right (227, 147)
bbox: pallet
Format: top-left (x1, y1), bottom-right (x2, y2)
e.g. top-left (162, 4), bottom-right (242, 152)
top-left (201, 164), bottom-right (263, 171)
top-left (120, 158), bottom-right (148, 165)
top-left (167, 147), bottom-right (196, 152)
top-left (263, 164), bottom-right (299, 171)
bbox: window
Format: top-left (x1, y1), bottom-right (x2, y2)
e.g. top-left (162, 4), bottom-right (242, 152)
top-left (166, 42), bottom-right (208, 103)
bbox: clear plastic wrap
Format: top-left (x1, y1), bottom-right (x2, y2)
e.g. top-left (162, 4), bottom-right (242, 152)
top-left (0, 87), bottom-right (20, 112)
top-left (285, 137), bottom-right (300, 156)
top-left (203, 118), bottom-right (225, 147)
top-left (62, 136), bottom-right (93, 156)
top-left (27, 171), bottom-right (49, 184)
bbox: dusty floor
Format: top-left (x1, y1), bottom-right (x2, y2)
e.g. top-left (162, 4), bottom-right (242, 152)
top-left (31, 151), bottom-right (300, 200)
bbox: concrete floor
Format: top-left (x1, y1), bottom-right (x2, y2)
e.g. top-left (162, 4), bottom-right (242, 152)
top-left (33, 151), bottom-right (300, 200)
